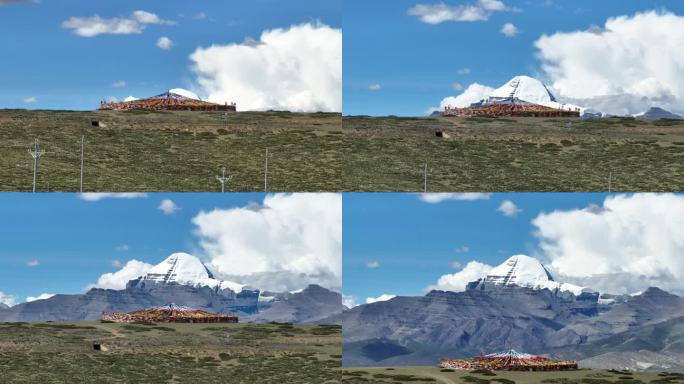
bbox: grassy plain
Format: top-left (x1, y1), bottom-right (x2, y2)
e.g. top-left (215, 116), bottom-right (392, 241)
top-left (342, 116), bottom-right (684, 191)
top-left (342, 366), bottom-right (683, 384)
top-left (0, 321), bottom-right (341, 383)
top-left (0, 109), bottom-right (342, 192)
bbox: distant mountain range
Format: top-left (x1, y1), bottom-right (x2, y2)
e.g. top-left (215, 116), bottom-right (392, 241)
top-left (0, 253), bottom-right (342, 324)
top-left (341, 255), bottom-right (684, 371)
top-left (636, 107), bottom-right (683, 120)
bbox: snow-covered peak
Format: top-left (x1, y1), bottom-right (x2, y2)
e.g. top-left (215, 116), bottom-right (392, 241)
top-left (482, 254), bottom-right (587, 296)
top-left (168, 88), bottom-right (200, 101)
top-left (138, 252), bottom-right (245, 292)
top-left (123, 96), bottom-right (139, 102)
top-left (485, 75), bottom-right (582, 112)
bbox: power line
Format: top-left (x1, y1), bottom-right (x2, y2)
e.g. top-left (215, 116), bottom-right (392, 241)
top-left (215, 166), bottom-right (233, 193)
top-left (27, 138), bottom-right (45, 193)
top-left (606, 171), bottom-right (615, 193)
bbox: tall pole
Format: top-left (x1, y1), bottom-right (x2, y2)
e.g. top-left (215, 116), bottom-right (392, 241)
top-left (607, 171), bottom-right (613, 193)
top-left (79, 135), bottom-right (85, 192)
top-left (423, 162), bottom-right (428, 193)
top-left (264, 148), bottom-right (272, 192)
top-left (27, 139), bottom-right (45, 193)
top-left (216, 167), bottom-right (232, 193)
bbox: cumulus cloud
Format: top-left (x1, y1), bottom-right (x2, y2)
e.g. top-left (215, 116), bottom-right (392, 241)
top-left (26, 259), bottom-right (39, 267)
top-left (343, 295), bottom-right (357, 309)
top-left (451, 83), bottom-right (464, 91)
top-left (427, 260), bottom-right (493, 292)
top-left (192, 193), bottom-right (342, 292)
top-left (534, 11), bottom-right (684, 115)
top-left (368, 83), bottom-right (382, 91)
top-left (189, 22), bottom-right (341, 112)
top-left (87, 259), bottom-right (153, 290)
top-left (408, 0), bottom-right (516, 24)
top-left (26, 293), bottom-right (55, 303)
top-left (0, 292), bottom-right (16, 307)
top-left (367, 260), bottom-right (380, 268)
top-left (158, 199), bottom-right (179, 215)
top-left (366, 294), bottom-right (396, 304)
top-left (498, 200), bottom-right (522, 217)
top-left (79, 193), bottom-right (148, 201)
top-left (112, 80), bottom-right (126, 88)
top-left (156, 36), bottom-right (173, 50)
top-left (111, 259), bottom-right (123, 268)
top-left (437, 83), bottom-right (495, 111)
top-left (62, 10), bottom-right (174, 37)
top-left (500, 22), bottom-right (519, 37)
top-left (532, 193), bottom-right (684, 295)
top-left (419, 192), bottom-right (491, 203)
top-left (23, 96), bottom-right (37, 103)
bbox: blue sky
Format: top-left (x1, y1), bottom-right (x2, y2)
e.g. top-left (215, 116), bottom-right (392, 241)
top-left (0, 193), bottom-right (266, 301)
top-left (343, 0), bottom-right (684, 116)
top-left (0, 0), bottom-right (341, 110)
top-left (342, 192), bottom-right (684, 305)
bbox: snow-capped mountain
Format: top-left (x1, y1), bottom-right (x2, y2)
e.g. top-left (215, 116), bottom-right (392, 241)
top-left (127, 252), bottom-right (246, 293)
top-left (168, 88), bottom-right (201, 101)
top-left (469, 254), bottom-right (590, 296)
top-left (477, 75), bottom-right (583, 113)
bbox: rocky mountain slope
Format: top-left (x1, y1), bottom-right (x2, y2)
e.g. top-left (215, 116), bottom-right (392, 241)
top-left (342, 255), bottom-right (684, 368)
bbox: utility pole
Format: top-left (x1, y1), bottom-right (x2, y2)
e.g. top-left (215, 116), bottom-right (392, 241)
top-left (607, 171), bottom-right (615, 193)
top-left (27, 139), bottom-right (45, 193)
top-left (423, 162), bottom-right (428, 193)
top-left (216, 167), bottom-right (232, 193)
top-left (79, 135), bottom-right (85, 192)
top-left (264, 148), bottom-right (272, 192)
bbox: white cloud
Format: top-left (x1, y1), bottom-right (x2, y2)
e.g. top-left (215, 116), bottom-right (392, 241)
top-left (26, 259), bottom-right (39, 267)
top-left (112, 80), bottom-right (126, 88)
top-left (500, 22), bottom-right (519, 37)
top-left (427, 260), bottom-right (493, 292)
top-left (368, 83), bottom-right (382, 91)
top-left (115, 244), bottom-right (129, 252)
top-left (62, 10), bottom-right (174, 37)
top-left (532, 193), bottom-right (684, 295)
top-left (451, 83), bottom-right (464, 91)
top-left (367, 260), bottom-right (380, 268)
top-left (26, 293), bottom-right (55, 303)
top-left (366, 294), bottom-right (396, 304)
top-left (156, 36), bottom-right (174, 50)
top-left (343, 295), bottom-right (357, 309)
top-left (111, 259), bottom-right (123, 268)
top-left (498, 200), bottom-right (522, 217)
top-left (419, 192), bottom-right (491, 203)
top-left (158, 199), bottom-right (179, 215)
top-left (408, 0), bottom-right (515, 24)
top-left (189, 22), bottom-right (341, 112)
top-left (79, 193), bottom-right (148, 201)
top-left (534, 11), bottom-right (684, 115)
top-left (454, 246), bottom-right (469, 253)
top-left (87, 259), bottom-right (153, 290)
top-left (437, 83), bottom-right (495, 110)
top-left (124, 96), bottom-right (139, 102)
top-left (192, 193), bottom-right (342, 292)
top-left (0, 292), bottom-right (16, 307)
top-left (457, 67), bottom-right (471, 75)
top-left (451, 260), bottom-right (462, 269)
top-left (23, 96), bottom-right (37, 103)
